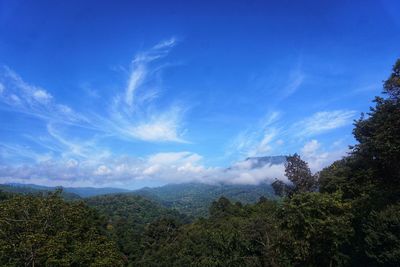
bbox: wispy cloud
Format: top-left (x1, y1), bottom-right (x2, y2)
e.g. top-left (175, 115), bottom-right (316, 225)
top-left (0, 66), bottom-right (88, 127)
top-left (0, 38), bottom-right (197, 187)
top-left (0, 38), bottom-right (358, 188)
top-left (0, 38), bottom-right (187, 143)
top-left (100, 37), bottom-right (187, 143)
top-left (124, 37), bottom-right (177, 108)
top-left (279, 70), bottom-right (305, 100)
top-left (228, 109), bottom-right (355, 163)
top-left (228, 112), bottom-right (281, 158)
top-left (294, 110), bottom-right (357, 137)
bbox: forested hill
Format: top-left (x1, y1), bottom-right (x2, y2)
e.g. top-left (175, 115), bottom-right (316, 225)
top-left (84, 193), bottom-right (189, 263)
top-left (1, 181), bottom-right (277, 217)
top-left (0, 183), bottom-right (82, 200)
top-left (1, 183), bottom-right (130, 197)
top-left (133, 182), bottom-right (275, 217)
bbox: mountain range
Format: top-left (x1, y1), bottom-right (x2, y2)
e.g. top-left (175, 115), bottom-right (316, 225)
top-left (0, 156), bottom-right (284, 216)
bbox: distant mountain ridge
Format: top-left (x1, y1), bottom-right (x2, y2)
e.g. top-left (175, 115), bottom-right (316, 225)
top-left (133, 182), bottom-right (275, 217)
top-left (244, 155), bottom-right (286, 168)
top-left (2, 183), bottom-right (131, 197)
top-left (1, 155), bottom-right (284, 215)
top-left (0, 184), bottom-right (82, 200)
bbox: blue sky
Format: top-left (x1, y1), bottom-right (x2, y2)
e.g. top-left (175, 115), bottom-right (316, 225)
top-left (0, 0), bottom-right (399, 188)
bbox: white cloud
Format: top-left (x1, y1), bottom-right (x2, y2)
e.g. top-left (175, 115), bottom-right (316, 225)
top-left (153, 37), bottom-right (177, 50)
top-left (0, 146), bottom-right (286, 188)
top-left (33, 89), bottom-right (52, 103)
top-left (229, 112), bottom-right (281, 158)
top-left (280, 71), bottom-right (304, 99)
top-left (0, 38), bottom-right (188, 144)
top-left (125, 64), bottom-right (146, 107)
top-left (0, 39), bottom-right (356, 188)
top-left (295, 110), bottom-right (356, 137)
top-left (226, 164), bottom-right (285, 185)
top-left (301, 139), bottom-right (320, 156)
top-left (300, 139), bottom-right (348, 172)
top-left (255, 131), bottom-right (276, 154)
top-left (130, 111), bottom-right (187, 143)
top-left (102, 38), bottom-right (187, 143)
top-left (148, 151), bottom-right (201, 165)
top-left (66, 159), bottom-right (79, 168)
top-left (94, 165), bottom-right (111, 176)
top-left (0, 66), bottom-right (87, 126)
top-left (124, 37), bottom-right (177, 108)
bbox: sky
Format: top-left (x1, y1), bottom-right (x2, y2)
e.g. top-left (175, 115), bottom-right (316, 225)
top-left (0, 0), bottom-right (399, 189)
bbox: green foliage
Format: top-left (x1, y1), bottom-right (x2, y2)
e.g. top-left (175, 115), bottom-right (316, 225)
top-left (134, 182), bottom-right (275, 217)
top-left (363, 203), bottom-right (400, 266)
top-left (0, 184), bottom-right (82, 201)
top-left (318, 158), bottom-right (353, 194)
top-left (271, 179), bottom-right (290, 197)
top-left (272, 153), bottom-right (317, 197)
top-left (384, 59), bottom-right (400, 100)
top-left (285, 153), bottom-right (317, 193)
top-left (314, 59), bottom-right (400, 265)
top-left (138, 197), bottom-right (280, 267)
top-left (277, 192), bottom-right (353, 266)
top-left (137, 218), bottom-right (184, 266)
top-left (0, 192), bottom-right (124, 267)
top-left (0, 189), bottom-right (13, 201)
top-left (208, 197), bottom-right (244, 218)
top-left (85, 193), bottom-right (188, 263)
top-left (352, 96), bottom-right (400, 188)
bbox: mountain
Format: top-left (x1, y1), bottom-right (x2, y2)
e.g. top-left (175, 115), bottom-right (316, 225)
top-left (243, 155), bottom-right (286, 168)
top-left (2, 183), bottom-right (130, 197)
top-left (133, 182), bottom-right (275, 217)
top-left (0, 184), bottom-right (81, 200)
top-left (62, 186), bottom-right (131, 197)
top-left (4, 183), bottom-right (130, 197)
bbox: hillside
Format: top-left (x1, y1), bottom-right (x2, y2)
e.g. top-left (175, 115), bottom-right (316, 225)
top-left (2, 183), bottom-right (130, 197)
top-left (133, 182), bottom-right (275, 217)
top-left (85, 194), bottom-right (189, 262)
top-left (0, 184), bottom-right (82, 200)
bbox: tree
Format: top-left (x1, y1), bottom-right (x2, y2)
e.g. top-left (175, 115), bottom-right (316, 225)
top-left (209, 197), bottom-right (243, 218)
top-left (318, 158), bottom-right (352, 194)
top-left (271, 179), bottom-right (292, 197)
top-left (351, 59), bottom-right (400, 195)
top-left (271, 154), bottom-right (317, 197)
top-left (138, 218), bottom-right (183, 267)
top-left (363, 203), bottom-right (400, 266)
top-left (0, 192), bottom-right (124, 267)
top-left (384, 59), bottom-right (400, 100)
top-left (277, 192), bottom-right (353, 267)
top-left (311, 58), bottom-right (400, 265)
top-left (285, 154), bottom-right (317, 193)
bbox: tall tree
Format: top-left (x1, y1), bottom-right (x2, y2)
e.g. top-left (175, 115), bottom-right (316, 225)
top-left (285, 153), bottom-right (317, 193)
top-left (272, 154), bottom-right (317, 197)
top-left (317, 58), bottom-right (400, 265)
top-left (384, 59), bottom-right (400, 100)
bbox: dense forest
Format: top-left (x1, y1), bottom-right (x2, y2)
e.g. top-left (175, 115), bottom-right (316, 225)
top-left (0, 59), bottom-right (399, 266)
top-left (133, 182), bottom-right (276, 217)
